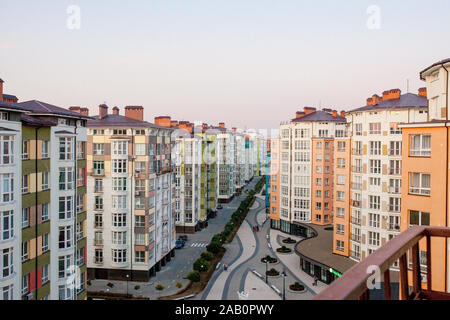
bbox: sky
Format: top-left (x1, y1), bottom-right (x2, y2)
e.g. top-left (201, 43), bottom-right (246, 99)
top-left (1, 0), bottom-right (449, 131)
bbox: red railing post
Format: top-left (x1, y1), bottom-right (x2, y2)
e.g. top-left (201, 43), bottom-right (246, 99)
top-left (399, 253), bottom-right (409, 300)
top-left (383, 270), bottom-right (391, 300)
top-left (426, 234), bottom-right (432, 291)
top-left (412, 242), bottom-right (422, 297)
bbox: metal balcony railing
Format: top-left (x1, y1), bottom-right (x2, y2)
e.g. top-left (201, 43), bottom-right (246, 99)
top-left (314, 226), bottom-right (450, 300)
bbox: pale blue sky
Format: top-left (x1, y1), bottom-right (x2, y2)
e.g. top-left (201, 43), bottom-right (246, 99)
top-left (1, 0), bottom-right (449, 130)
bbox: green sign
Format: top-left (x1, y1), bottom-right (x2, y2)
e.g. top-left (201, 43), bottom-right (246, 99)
top-left (329, 267), bottom-right (342, 277)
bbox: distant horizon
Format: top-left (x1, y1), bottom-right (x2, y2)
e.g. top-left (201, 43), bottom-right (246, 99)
top-left (1, 0), bottom-right (449, 130)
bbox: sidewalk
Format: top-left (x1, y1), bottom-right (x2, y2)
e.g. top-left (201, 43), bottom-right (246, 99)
top-left (269, 229), bottom-right (328, 295)
top-left (241, 272), bottom-right (281, 300)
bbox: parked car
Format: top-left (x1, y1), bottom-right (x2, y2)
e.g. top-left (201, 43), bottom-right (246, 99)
top-left (179, 235), bottom-right (188, 242)
top-left (217, 204), bottom-right (223, 210)
top-left (175, 240), bottom-right (184, 249)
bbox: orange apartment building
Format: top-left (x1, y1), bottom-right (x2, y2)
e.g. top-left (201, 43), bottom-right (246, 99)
top-left (269, 139), bottom-right (281, 227)
top-left (400, 58), bottom-right (450, 294)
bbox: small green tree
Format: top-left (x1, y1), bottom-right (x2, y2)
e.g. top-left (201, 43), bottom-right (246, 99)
top-left (193, 258), bottom-right (210, 272)
top-left (187, 271), bottom-right (200, 282)
top-left (207, 241), bottom-right (222, 254)
top-left (201, 251), bottom-right (214, 261)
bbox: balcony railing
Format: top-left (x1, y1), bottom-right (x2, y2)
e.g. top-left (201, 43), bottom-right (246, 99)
top-left (314, 226), bottom-right (450, 300)
top-left (351, 200), bottom-right (361, 208)
top-left (352, 183), bottom-right (362, 191)
top-left (351, 217), bottom-right (361, 226)
top-left (352, 166), bottom-right (362, 173)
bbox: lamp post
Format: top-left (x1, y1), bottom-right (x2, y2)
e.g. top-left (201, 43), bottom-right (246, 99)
top-left (281, 271), bottom-right (286, 300)
top-left (126, 274), bottom-right (130, 297)
top-left (265, 260), bottom-right (269, 284)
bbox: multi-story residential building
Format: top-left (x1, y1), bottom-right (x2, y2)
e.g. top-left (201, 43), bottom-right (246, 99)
top-left (334, 88), bottom-right (428, 263)
top-left (400, 58), bottom-right (450, 294)
top-left (86, 105), bottom-right (176, 282)
top-left (269, 138), bottom-right (280, 224)
top-left (270, 107), bottom-right (346, 235)
top-left (265, 139), bottom-right (271, 209)
top-left (234, 128), bottom-right (247, 193)
top-left (0, 79), bottom-right (90, 300)
top-left (217, 123), bottom-right (237, 203)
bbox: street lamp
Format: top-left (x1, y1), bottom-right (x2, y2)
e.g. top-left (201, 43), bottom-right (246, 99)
top-left (281, 271), bottom-right (287, 300)
top-left (126, 274), bottom-right (130, 297)
top-left (265, 260), bottom-right (269, 284)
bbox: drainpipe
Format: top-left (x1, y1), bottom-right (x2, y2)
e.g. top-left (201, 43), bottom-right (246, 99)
top-left (442, 62), bottom-right (449, 293)
top-left (34, 127), bottom-right (39, 300)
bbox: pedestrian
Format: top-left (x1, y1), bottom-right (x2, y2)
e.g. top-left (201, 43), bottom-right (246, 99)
top-left (224, 264), bottom-right (228, 271)
top-left (313, 275), bottom-right (318, 286)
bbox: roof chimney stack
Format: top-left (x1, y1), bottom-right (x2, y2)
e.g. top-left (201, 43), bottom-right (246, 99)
top-left (219, 122), bottom-right (225, 129)
top-left (418, 87), bottom-right (427, 98)
top-left (154, 116), bottom-right (171, 127)
top-left (124, 106), bottom-right (143, 121)
top-left (69, 106), bottom-right (81, 114)
top-left (340, 111), bottom-right (345, 118)
top-left (303, 107), bottom-right (316, 115)
top-left (99, 104), bottom-right (108, 120)
top-left (0, 79), bottom-right (4, 102)
top-left (112, 106), bottom-right (119, 115)
top-left (80, 108), bottom-right (89, 116)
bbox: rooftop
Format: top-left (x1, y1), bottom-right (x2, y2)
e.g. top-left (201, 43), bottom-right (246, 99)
top-left (16, 100), bottom-right (91, 119)
top-left (87, 113), bottom-right (173, 130)
top-left (291, 110), bottom-right (346, 123)
top-left (420, 58), bottom-right (450, 80)
top-left (295, 224), bottom-right (356, 274)
top-left (348, 93), bottom-right (427, 113)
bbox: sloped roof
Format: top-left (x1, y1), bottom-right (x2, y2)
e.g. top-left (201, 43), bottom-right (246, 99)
top-left (87, 113), bottom-right (173, 130)
top-left (16, 100), bottom-right (91, 119)
top-left (348, 93), bottom-right (427, 113)
top-left (420, 58), bottom-right (450, 80)
top-left (2, 94), bottom-right (18, 101)
top-left (20, 114), bottom-right (55, 127)
top-left (291, 110), bottom-right (346, 123)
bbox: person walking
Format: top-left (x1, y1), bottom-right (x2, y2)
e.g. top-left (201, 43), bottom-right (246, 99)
top-left (312, 275), bottom-right (317, 286)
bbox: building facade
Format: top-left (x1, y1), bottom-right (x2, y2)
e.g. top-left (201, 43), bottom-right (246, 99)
top-left (270, 107), bottom-right (346, 235)
top-left (86, 105), bottom-right (176, 282)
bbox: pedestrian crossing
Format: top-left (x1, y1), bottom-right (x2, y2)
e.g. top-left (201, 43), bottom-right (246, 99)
top-left (190, 242), bottom-right (207, 248)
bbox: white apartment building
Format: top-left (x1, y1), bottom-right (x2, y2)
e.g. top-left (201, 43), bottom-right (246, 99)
top-left (217, 123), bottom-right (237, 202)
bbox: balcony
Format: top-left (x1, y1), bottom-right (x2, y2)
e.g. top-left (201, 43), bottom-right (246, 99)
top-left (352, 183), bottom-right (362, 191)
top-left (314, 226), bottom-right (450, 300)
top-left (351, 200), bottom-right (361, 208)
top-left (351, 217), bottom-right (361, 226)
top-left (351, 234), bottom-right (361, 242)
top-left (352, 149), bottom-right (362, 156)
top-left (352, 166), bottom-right (362, 174)
top-left (389, 168), bottom-right (401, 176)
top-left (388, 186), bottom-right (401, 194)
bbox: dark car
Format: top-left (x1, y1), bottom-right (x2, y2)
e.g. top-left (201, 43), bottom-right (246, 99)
top-left (178, 235), bottom-right (188, 242)
top-left (217, 204), bottom-right (223, 210)
top-left (175, 240), bottom-right (184, 249)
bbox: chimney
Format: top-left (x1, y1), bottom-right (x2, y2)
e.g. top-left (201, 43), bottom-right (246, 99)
top-left (303, 107), bottom-right (316, 115)
top-left (219, 122), bottom-right (225, 129)
top-left (295, 111), bottom-right (306, 119)
top-left (332, 110), bottom-right (337, 117)
top-left (99, 104), bottom-right (108, 120)
top-left (69, 106), bottom-right (81, 114)
top-left (371, 94), bottom-right (382, 105)
top-left (154, 116), bottom-right (171, 127)
top-left (390, 89), bottom-right (401, 100)
top-left (112, 106), bottom-right (119, 115)
top-left (366, 97), bottom-right (373, 106)
top-left (340, 111), bottom-right (345, 118)
top-left (202, 123), bottom-right (208, 131)
top-left (0, 79), bottom-right (4, 102)
top-left (124, 106), bottom-right (143, 121)
top-left (170, 120), bottom-right (178, 127)
top-left (418, 87), bottom-right (427, 98)
top-left (232, 127), bottom-right (237, 132)
top-left (80, 108), bottom-right (89, 116)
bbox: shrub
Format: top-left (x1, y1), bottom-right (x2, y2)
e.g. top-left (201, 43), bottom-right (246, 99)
top-left (134, 285), bottom-right (140, 290)
top-left (201, 251), bottom-right (214, 261)
top-left (176, 282), bottom-right (183, 289)
top-left (266, 268), bottom-right (280, 276)
top-left (282, 237), bottom-right (297, 244)
top-left (206, 241), bottom-right (222, 254)
top-left (155, 284), bottom-right (164, 291)
top-left (261, 255), bottom-right (278, 264)
top-left (290, 282), bottom-right (305, 291)
top-left (107, 282), bottom-right (114, 288)
top-left (187, 271), bottom-right (201, 282)
top-left (276, 245), bottom-right (292, 253)
top-left (193, 258), bottom-right (210, 272)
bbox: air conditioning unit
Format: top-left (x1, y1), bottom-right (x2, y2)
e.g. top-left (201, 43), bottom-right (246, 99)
top-left (135, 191), bottom-right (140, 196)
top-left (382, 215), bottom-right (388, 220)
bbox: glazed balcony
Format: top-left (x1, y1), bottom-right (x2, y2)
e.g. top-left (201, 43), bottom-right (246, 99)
top-left (314, 226), bottom-right (450, 300)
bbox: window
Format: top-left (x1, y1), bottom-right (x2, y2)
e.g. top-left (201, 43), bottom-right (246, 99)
top-left (112, 141), bottom-right (127, 155)
top-left (389, 141), bottom-right (401, 156)
top-left (77, 168), bottom-right (85, 186)
top-left (112, 231), bottom-right (127, 245)
top-left (42, 233), bottom-right (49, 252)
top-left (337, 224), bottom-right (345, 235)
top-left (370, 160), bottom-right (381, 174)
top-left (41, 264), bottom-right (49, 284)
top-left (94, 214), bottom-right (103, 228)
top-left (368, 231), bottom-right (380, 246)
top-left (58, 254), bottom-right (74, 279)
top-left (135, 162), bottom-right (146, 174)
top-left (0, 211), bottom-right (13, 241)
top-left (135, 216), bottom-right (145, 227)
top-left (337, 175), bottom-right (346, 185)
top-left (95, 196), bottom-right (103, 210)
top-left (135, 198), bottom-right (145, 209)
top-left (77, 248), bottom-right (84, 266)
top-left (76, 222), bottom-right (83, 240)
top-left (112, 177), bottom-right (127, 191)
top-left (22, 275), bottom-right (29, 295)
top-left (22, 140), bottom-right (29, 160)
top-left (337, 191), bottom-right (345, 201)
top-left (112, 195), bottom-right (126, 209)
top-left (113, 213), bottom-right (127, 227)
top-left (337, 158), bottom-right (345, 168)
top-left (21, 241), bottom-right (28, 262)
top-left (135, 233), bottom-right (145, 245)
top-left (370, 141), bottom-right (381, 155)
top-left (337, 207), bottom-right (345, 218)
top-left (95, 249), bottom-right (103, 264)
top-left (409, 210), bottom-right (430, 226)
top-left (336, 240), bottom-right (344, 251)
top-left (369, 123), bottom-right (381, 134)
top-left (59, 226), bottom-right (73, 249)
top-left (59, 196), bottom-right (73, 220)
top-left (410, 134), bottom-right (431, 157)
top-left (135, 251), bottom-right (145, 263)
top-left (409, 173), bottom-right (430, 196)
top-left (389, 197), bottom-right (401, 213)
top-left (93, 143), bottom-right (104, 155)
top-left (1, 248), bottom-right (13, 278)
top-left (369, 195), bottom-right (380, 210)
top-left (41, 140), bottom-right (49, 158)
top-left (21, 174), bottom-right (29, 194)
top-left (42, 203), bottom-right (49, 221)
top-left (112, 159), bottom-right (127, 174)
top-left (135, 144), bottom-right (146, 155)
top-left (355, 123), bottom-right (362, 136)
top-left (0, 174), bottom-right (13, 203)
top-left (22, 208), bottom-right (29, 229)
top-left (76, 194), bottom-right (84, 214)
top-left (59, 137), bottom-right (73, 160)
top-left (76, 141), bottom-right (85, 159)
top-left (94, 179), bottom-right (103, 193)
top-left (0, 136), bottom-right (13, 164)
top-left (59, 167), bottom-right (74, 190)
top-left (42, 171), bottom-right (49, 190)
top-left (112, 249), bottom-right (127, 263)
top-left (93, 161), bottom-right (104, 175)
top-left (59, 284), bottom-right (73, 300)
top-left (369, 213), bottom-right (380, 228)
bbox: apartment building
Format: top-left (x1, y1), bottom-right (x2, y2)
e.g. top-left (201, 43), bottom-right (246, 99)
top-left (234, 128), bottom-right (247, 192)
top-left (400, 58), bottom-right (450, 293)
top-left (0, 79), bottom-right (90, 300)
top-left (270, 107), bottom-right (346, 235)
top-left (334, 88), bottom-right (428, 263)
top-left (217, 123), bottom-right (237, 203)
top-left (265, 139), bottom-right (271, 209)
top-left (269, 139), bottom-right (280, 223)
top-left (86, 106), bottom-right (176, 282)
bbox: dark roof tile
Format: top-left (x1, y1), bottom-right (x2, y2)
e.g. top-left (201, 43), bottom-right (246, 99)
top-left (291, 110), bottom-right (346, 123)
top-left (348, 93), bottom-right (427, 113)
